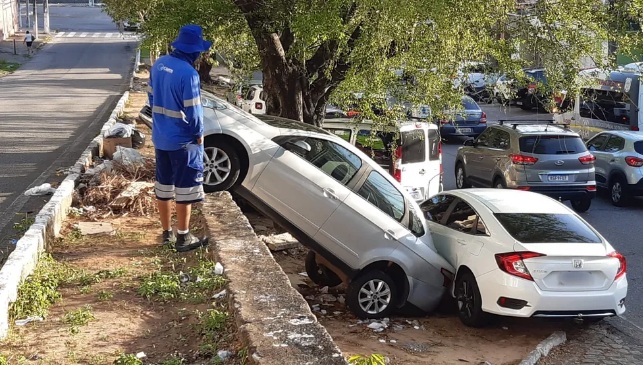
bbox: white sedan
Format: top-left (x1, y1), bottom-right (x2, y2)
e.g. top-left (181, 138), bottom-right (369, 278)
top-left (420, 189), bottom-right (627, 327)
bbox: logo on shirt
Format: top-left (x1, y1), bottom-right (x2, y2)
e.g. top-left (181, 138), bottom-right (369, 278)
top-left (158, 63), bottom-right (174, 74)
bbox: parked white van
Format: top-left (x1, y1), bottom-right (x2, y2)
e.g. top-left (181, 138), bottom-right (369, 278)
top-left (322, 118), bottom-right (443, 202)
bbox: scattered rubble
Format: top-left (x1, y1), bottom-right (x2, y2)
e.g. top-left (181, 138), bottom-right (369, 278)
top-left (259, 232), bottom-right (300, 251)
top-left (76, 222), bottom-right (115, 235)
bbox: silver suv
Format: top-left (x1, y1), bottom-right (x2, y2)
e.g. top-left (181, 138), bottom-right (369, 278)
top-left (454, 121), bottom-right (597, 212)
top-left (586, 131), bottom-right (643, 206)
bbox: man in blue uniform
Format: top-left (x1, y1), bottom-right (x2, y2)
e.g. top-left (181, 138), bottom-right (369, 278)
top-left (147, 24), bottom-right (211, 252)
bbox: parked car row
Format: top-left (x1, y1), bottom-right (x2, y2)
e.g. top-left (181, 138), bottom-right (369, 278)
top-left (139, 92), bottom-right (628, 328)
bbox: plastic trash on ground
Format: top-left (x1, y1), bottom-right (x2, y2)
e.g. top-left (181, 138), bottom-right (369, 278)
top-left (214, 262), bottom-right (224, 275)
top-left (105, 122), bottom-right (134, 138)
top-left (24, 183), bottom-right (56, 196)
top-left (15, 316), bottom-right (44, 326)
top-left (131, 129), bottom-right (146, 149)
top-left (113, 146), bottom-right (144, 166)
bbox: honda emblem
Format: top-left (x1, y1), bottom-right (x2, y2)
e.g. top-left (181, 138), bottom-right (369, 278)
top-left (572, 259), bottom-right (584, 269)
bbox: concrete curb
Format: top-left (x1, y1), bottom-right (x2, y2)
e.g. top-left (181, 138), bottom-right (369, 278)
top-left (519, 331), bottom-right (567, 365)
top-left (0, 91), bottom-right (130, 339)
top-left (203, 193), bottom-right (347, 365)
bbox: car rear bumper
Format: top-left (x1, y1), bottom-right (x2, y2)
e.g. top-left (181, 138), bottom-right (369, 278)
top-left (520, 185), bottom-right (596, 201)
top-left (477, 270), bottom-right (627, 318)
top-left (439, 124), bottom-right (487, 138)
top-left (627, 178), bottom-right (643, 196)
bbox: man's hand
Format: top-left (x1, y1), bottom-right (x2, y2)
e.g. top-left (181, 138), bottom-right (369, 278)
top-left (196, 136), bottom-right (203, 145)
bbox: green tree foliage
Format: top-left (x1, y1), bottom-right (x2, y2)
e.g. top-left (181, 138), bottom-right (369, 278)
top-left (102, 0), bottom-right (642, 126)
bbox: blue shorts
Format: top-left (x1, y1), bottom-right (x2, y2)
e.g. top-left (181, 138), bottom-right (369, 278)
top-left (155, 144), bottom-right (205, 204)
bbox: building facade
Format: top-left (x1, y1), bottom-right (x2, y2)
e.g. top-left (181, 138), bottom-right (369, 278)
top-left (0, 0), bottom-right (18, 40)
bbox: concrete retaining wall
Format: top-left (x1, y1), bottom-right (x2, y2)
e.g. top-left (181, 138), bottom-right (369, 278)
top-left (203, 193), bottom-right (347, 365)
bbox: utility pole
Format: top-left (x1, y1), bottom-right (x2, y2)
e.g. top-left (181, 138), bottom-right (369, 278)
top-left (43, 0), bottom-right (49, 34)
top-left (32, 0), bottom-right (38, 38)
top-left (26, 0), bottom-right (31, 29)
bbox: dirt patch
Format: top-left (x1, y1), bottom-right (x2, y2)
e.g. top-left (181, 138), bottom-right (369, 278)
top-left (245, 210), bottom-right (567, 365)
top-left (0, 76), bottom-right (244, 364)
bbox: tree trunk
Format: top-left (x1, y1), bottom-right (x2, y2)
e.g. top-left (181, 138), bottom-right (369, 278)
top-left (196, 55), bottom-right (212, 83)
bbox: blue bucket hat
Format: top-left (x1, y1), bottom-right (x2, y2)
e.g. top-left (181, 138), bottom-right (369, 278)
top-left (171, 24), bottom-right (212, 53)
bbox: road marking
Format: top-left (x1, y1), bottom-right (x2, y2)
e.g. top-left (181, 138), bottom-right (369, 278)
top-left (79, 32), bottom-right (88, 38)
top-left (67, 32), bottom-right (76, 37)
top-left (58, 31), bottom-right (66, 37)
top-left (105, 33), bottom-right (113, 38)
top-left (92, 33), bottom-right (100, 37)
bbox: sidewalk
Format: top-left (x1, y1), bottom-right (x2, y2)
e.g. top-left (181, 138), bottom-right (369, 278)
top-left (0, 31), bottom-right (45, 65)
top-left (540, 320), bottom-right (643, 364)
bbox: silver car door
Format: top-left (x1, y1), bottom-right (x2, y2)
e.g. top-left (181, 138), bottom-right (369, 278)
top-left (314, 170), bottom-right (409, 269)
top-left (252, 137), bottom-right (363, 238)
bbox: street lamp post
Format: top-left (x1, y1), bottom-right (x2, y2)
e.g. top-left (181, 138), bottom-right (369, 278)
top-left (32, 0), bottom-right (38, 38)
top-left (43, 0), bottom-right (49, 34)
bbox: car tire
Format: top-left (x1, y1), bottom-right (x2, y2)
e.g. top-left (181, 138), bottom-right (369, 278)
top-left (455, 270), bottom-right (489, 327)
top-left (493, 177), bottom-right (506, 189)
top-left (571, 198), bottom-right (592, 213)
top-left (455, 163), bottom-right (471, 189)
top-left (305, 251), bottom-right (342, 287)
top-left (347, 270), bottom-right (398, 319)
top-left (609, 176), bottom-right (629, 207)
top-left (203, 140), bottom-right (241, 193)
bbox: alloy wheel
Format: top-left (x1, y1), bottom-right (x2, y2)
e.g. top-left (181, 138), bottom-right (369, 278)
top-left (358, 279), bottom-right (392, 315)
top-left (457, 280), bottom-right (474, 319)
top-left (203, 147), bottom-right (231, 186)
top-left (456, 168), bottom-right (465, 188)
top-left (611, 181), bottom-right (622, 203)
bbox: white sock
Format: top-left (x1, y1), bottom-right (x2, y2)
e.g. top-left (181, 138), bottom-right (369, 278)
top-left (165, 228), bottom-right (172, 232)
top-left (178, 229), bottom-right (189, 235)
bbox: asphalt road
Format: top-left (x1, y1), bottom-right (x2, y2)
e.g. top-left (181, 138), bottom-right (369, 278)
top-left (0, 6), bottom-right (137, 263)
top-left (442, 103), bottom-right (643, 340)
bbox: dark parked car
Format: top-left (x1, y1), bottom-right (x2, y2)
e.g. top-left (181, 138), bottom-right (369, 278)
top-left (439, 96), bottom-right (487, 140)
top-left (514, 68), bottom-right (569, 112)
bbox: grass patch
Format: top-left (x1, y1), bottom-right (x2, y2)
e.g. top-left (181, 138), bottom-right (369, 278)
top-left (12, 213), bottom-right (34, 235)
top-left (97, 290), bottom-right (113, 301)
top-left (114, 353), bottom-right (142, 365)
top-left (63, 305), bottom-right (95, 334)
top-left (138, 250), bottom-right (226, 302)
top-left (10, 254), bottom-right (74, 320)
top-left (0, 60), bottom-right (20, 73)
top-left (196, 308), bottom-right (229, 357)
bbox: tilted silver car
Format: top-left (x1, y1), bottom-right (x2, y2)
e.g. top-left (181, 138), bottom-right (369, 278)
top-left (586, 131), bottom-right (643, 206)
top-left (139, 92), bottom-right (454, 319)
top-left (454, 121), bottom-right (597, 212)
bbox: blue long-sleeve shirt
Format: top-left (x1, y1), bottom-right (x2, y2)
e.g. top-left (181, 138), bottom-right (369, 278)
top-left (148, 52), bottom-right (204, 151)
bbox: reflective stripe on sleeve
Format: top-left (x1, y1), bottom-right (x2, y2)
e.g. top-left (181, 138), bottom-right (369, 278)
top-left (152, 106), bottom-right (184, 119)
top-left (184, 97), bottom-right (201, 107)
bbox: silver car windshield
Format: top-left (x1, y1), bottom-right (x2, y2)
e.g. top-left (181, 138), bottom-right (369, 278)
top-left (494, 213), bottom-right (601, 243)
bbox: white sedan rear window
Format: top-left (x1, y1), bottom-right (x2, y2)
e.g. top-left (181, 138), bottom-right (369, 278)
top-left (494, 213), bottom-right (601, 243)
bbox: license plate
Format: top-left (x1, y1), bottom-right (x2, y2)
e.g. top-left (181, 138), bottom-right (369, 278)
top-left (548, 175), bottom-right (569, 182)
top-left (456, 128), bottom-right (472, 134)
